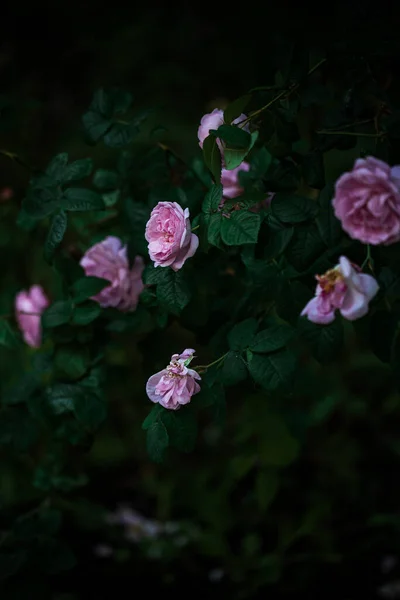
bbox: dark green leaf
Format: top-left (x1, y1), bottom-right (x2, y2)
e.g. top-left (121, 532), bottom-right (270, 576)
top-left (55, 346), bottom-right (90, 380)
top-left (271, 193), bottom-right (318, 223)
top-left (46, 384), bottom-right (80, 415)
top-left (207, 212), bottom-right (223, 247)
top-left (34, 539), bottom-right (76, 574)
top-left (224, 131), bottom-right (259, 170)
top-left (70, 276), bottom-right (109, 303)
top-left (255, 471), bottom-right (279, 510)
top-left (93, 168), bottom-right (119, 190)
top-left (162, 410), bottom-right (198, 453)
top-left (22, 185), bottom-right (62, 219)
top-left (74, 390), bottom-right (107, 428)
top-left (213, 124), bottom-right (251, 149)
top-left (61, 188), bottom-right (105, 212)
top-left (0, 320), bottom-right (19, 348)
top-left (202, 134), bottom-right (222, 183)
top-left (299, 317), bottom-right (344, 364)
top-left (82, 110), bottom-right (110, 143)
top-left (302, 150), bottom-right (325, 189)
top-left (44, 210), bottom-right (67, 263)
top-left (251, 324), bottom-right (293, 353)
top-left (104, 121), bottom-right (139, 148)
top-left (0, 551), bottom-right (26, 580)
top-left (142, 404), bottom-right (163, 430)
top-left (14, 508), bottom-right (62, 540)
top-left (221, 210), bottom-right (260, 245)
top-left (221, 351), bottom-right (248, 386)
top-left (202, 184), bottom-right (223, 214)
top-left (264, 227), bottom-right (294, 259)
top-left (250, 146), bottom-right (273, 178)
top-left (42, 300), bottom-right (73, 328)
top-left (224, 94), bottom-right (251, 125)
top-left (259, 414), bottom-right (299, 466)
top-left (72, 302), bottom-right (102, 325)
top-left (46, 153), bottom-right (69, 182)
top-left (62, 157), bottom-right (93, 183)
top-left (146, 420), bottom-right (169, 463)
top-left (247, 350), bottom-right (296, 391)
top-left (228, 318), bottom-right (258, 351)
top-left (156, 270), bottom-right (191, 315)
top-left (286, 224), bottom-right (324, 272)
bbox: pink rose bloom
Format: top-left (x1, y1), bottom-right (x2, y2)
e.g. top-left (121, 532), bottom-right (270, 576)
top-left (15, 285), bottom-right (49, 348)
top-left (301, 256), bottom-right (379, 324)
top-left (146, 348), bottom-right (201, 410)
top-left (333, 156), bottom-right (400, 245)
top-left (80, 236), bottom-right (144, 311)
top-left (197, 108), bottom-right (249, 150)
top-left (221, 162), bottom-right (250, 199)
top-left (145, 202), bottom-right (198, 271)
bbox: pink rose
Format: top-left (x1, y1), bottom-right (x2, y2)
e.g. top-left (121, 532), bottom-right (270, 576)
top-left (221, 162), bottom-right (250, 199)
top-left (333, 156), bottom-right (400, 245)
top-left (145, 202), bottom-right (198, 271)
top-left (197, 108), bottom-right (249, 151)
top-left (80, 236), bottom-right (144, 311)
top-left (15, 285), bottom-right (49, 348)
top-left (301, 256), bottom-right (379, 324)
top-left (146, 348), bottom-right (201, 410)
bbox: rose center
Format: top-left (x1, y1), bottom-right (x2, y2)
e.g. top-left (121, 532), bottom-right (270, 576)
top-left (316, 268), bottom-right (343, 293)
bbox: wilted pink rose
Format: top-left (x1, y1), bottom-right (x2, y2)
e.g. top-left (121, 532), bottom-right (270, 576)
top-left (197, 108), bottom-right (249, 151)
top-left (301, 256), bottom-right (379, 324)
top-left (15, 285), bottom-right (49, 348)
top-left (333, 156), bottom-right (400, 245)
top-left (146, 348), bottom-right (201, 410)
top-left (145, 202), bottom-right (198, 271)
top-left (221, 162), bottom-right (250, 199)
top-left (80, 236), bottom-right (144, 311)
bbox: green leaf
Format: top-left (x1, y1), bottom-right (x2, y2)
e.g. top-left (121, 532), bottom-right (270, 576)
top-left (44, 210), bottom-right (67, 263)
top-left (299, 317), bottom-right (344, 364)
top-left (224, 94), bottom-right (251, 126)
top-left (207, 213), bottom-right (223, 247)
top-left (104, 121), bottom-right (139, 148)
top-left (34, 539), bottom-right (76, 574)
top-left (42, 300), bottom-right (73, 328)
top-left (250, 324), bottom-right (293, 353)
top-left (255, 471), bottom-right (279, 510)
top-left (46, 384), bottom-right (80, 415)
top-left (0, 320), bottom-right (19, 348)
top-left (62, 157), bottom-right (93, 183)
top-left (156, 270), bottom-right (191, 315)
top-left (213, 124), bottom-right (251, 149)
top-left (259, 415), bottom-right (299, 466)
top-left (264, 227), bottom-right (294, 259)
top-left (142, 404), bottom-right (163, 430)
top-left (316, 183), bottom-right (342, 247)
top-left (0, 551), bottom-right (26, 580)
top-left (221, 351), bottom-right (248, 386)
top-left (302, 150), bottom-right (325, 189)
top-left (14, 508), bottom-right (62, 540)
top-left (286, 224), bottom-right (324, 272)
top-left (271, 193), bottom-right (318, 223)
top-left (250, 146), bottom-right (273, 178)
top-left (224, 131), bottom-right (259, 170)
top-left (46, 153), bottom-right (69, 182)
top-left (228, 318), bottom-right (258, 351)
top-left (162, 410), bottom-right (198, 453)
top-left (70, 276), bottom-right (109, 303)
top-left (146, 420), bottom-right (169, 463)
top-left (247, 350), bottom-right (296, 391)
top-left (55, 346), bottom-right (90, 380)
top-left (22, 185), bottom-right (62, 219)
top-left (93, 168), bottom-right (119, 190)
top-left (202, 134), bottom-right (222, 183)
top-left (71, 301), bottom-right (102, 325)
top-left (61, 188), bottom-right (105, 211)
top-left (74, 390), bottom-right (107, 428)
top-left (202, 184), bottom-right (223, 214)
top-left (221, 211), bottom-right (261, 245)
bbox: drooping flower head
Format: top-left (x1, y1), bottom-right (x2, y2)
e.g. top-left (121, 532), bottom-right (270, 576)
top-left (221, 162), bottom-right (250, 200)
top-left (80, 236), bottom-right (144, 311)
top-left (145, 202), bottom-right (198, 271)
top-left (333, 156), bottom-right (400, 245)
top-left (301, 256), bottom-right (379, 324)
top-left (146, 349), bottom-right (201, 410)
top-left (15, 285), bottom-right (49, 348)
top-left (197, 108), bottom-right (250, 156)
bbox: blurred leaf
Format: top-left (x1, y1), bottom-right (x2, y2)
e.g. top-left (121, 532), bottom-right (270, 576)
top-left (46, 384), bottom-right (80, 415)
top-left (302, 150), bottom-right (325, 189)
top-left (259, 414), bottom-right (299, 466)
top-left (299, 317), bottom-right (344, 364)
top-left (224, 94), bottom-right (251, 125)
top-left (74, 390), bottom-right (107, 428)
top-left (250, 146), bottom-right (273, 178)
top-left (72, 302), bottom-right (102, 325)
top-left (264, 227), bottom-right (294, 259)
top-left (42, 300), bottom-right (73, 328)
top-left (14, 508), bottom-right (62, 540)
top-left (271, 193), bottom-right (318, 224)
top-left (250, 324), bottom-right (293, 353)
top-left (63, 158), bottom-right (93, 183)
top-left (33, 538), bottom-right (76, 574)
top-left (0, 320), bottom-right (19, 348)
top-left (46, 152), bottom-right (69, 182)
top-left (162, 410), bottom-right (198, 453)
top-left (255, 470), bottom-right (279, 510)
top-left (286, 224), bottom-right (324, 272)
top-left (44, 210), bottom-right (67, 263)
top-left (213, 124), bottom-right (251, 149)
top-left (224, 131), bottom-right (258, 170)
top-left (55, 346), bottom-right (90, 380)
top-left (247, 350), bottom-right (296, 391)
top-left (146, 420), bottom-right (169, 463)
top-left (316, 183), bottom-right (342, 247)
top-left (228, 318), bottom-right (258, 351)
top-left (203, 134), bottom-right (222, 183)
top-left (221, 211), bottom-right (261, 245)
top-left (93, 168), bottom-right (119, 190)
top-left (104, 121), bottom-right (140, 148)
top-left (0, 551), bottom-right (26, 580)
top-left (70, 276), bottom-right (109, 304)
top-left (61, 188), bottom-right (105, 212)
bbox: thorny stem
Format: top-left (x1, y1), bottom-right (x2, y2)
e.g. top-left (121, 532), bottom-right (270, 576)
top-left (191, 225), bottom-right (200, 232)
top-left (0, 149), bottom-right (35, 172)
top-left (316, 130), bottom-right (385, 138)
top-left (196, 352), bottom-right (228, 372)
top-left (238, 57), bottom-right (327, 128)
